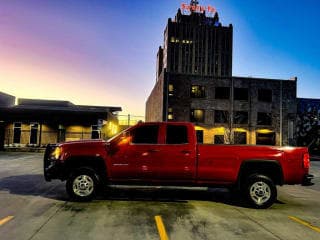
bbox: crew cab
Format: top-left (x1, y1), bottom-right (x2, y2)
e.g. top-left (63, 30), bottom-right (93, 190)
top-left (44, 122), bottom-right (313, 208)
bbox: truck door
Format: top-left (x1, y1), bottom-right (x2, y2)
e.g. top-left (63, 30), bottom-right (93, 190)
top-left (154, 124), bottom-right (196, 181)
top-left (125, 124), bottom-right (160, 179)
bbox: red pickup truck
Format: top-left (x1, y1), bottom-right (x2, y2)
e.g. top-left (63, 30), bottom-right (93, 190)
top-left (44, 122), bottom-right (313, 208)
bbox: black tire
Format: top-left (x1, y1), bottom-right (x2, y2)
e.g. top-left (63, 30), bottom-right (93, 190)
top-left (244, 174), bottom-right (277, 209)
top-left (66, 168), bottom-right (99, 202)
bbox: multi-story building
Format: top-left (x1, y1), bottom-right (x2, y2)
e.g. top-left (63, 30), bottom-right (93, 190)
top-left (146, 1), bottom-right (297, 146)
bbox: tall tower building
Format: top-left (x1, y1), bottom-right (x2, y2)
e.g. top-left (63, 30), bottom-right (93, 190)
top-left (156, 1), bottom-right (233, 80)
top-left (146, 1), bottom-right (297, 146)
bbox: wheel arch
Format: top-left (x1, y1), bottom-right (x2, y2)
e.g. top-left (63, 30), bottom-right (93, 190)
top-left (64, 156), bottom-right (108, 184)
top-left (237, 160), bottom-right (284, 188)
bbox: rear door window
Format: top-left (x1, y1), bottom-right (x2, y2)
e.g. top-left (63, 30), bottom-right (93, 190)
top-left (166, 125), bottom-right (188, 144)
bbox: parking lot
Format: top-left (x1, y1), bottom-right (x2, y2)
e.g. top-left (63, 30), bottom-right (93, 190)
top-left (0, 152), bottom-right (320, 240)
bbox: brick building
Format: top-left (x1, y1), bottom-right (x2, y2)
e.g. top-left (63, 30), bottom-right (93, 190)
top-left (146, 1), bottom-right (297, 146)
top-left (0, 92), bottom-right (121, 150)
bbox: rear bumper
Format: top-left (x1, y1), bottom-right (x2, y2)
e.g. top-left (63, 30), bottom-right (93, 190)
top-left (302, 174), bottom-right (314, 186)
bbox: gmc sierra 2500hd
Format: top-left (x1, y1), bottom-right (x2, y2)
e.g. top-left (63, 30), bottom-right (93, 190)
top-left (44, 122), bottom-right (313, 208)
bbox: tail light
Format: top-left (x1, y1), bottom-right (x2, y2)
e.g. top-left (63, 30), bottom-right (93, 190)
top-left (303, 153), bottom-right (310, 169)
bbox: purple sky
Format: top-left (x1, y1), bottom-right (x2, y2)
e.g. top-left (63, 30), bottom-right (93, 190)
top-left (1, 0), bottom-right (319, 116)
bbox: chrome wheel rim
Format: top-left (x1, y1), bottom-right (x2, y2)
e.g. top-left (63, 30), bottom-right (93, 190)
top-left (249, 181), bottom-right (271, 205)
top-left (73, 175), bottom-right (94, 197)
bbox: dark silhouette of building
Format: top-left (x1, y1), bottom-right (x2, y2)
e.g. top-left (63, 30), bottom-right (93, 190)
top-left (146, 1), bottom-right (297, 146)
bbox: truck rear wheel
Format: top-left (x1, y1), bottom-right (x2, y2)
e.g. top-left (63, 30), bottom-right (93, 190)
top-left (244, 174), bottom-right (277, 209)
top-left (66, 168), bottom-right (99, 201)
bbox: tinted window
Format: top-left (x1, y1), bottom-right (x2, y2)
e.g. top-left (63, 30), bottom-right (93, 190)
top-left (215, 87), bottom-right (230, 99)
top-left (258, 89), bottom-right (272, 102)
top-left (132, 125), bottom-right (159, 144)
top-left (234, 88), bottom-right (248, 101)
top-left (166, 125), bottom-right (188, 144)
top-left (256, 132), bottom-right (275, 145)
top-left (196, 130), bottom-right (204, 144)
top-left (257, 112), bottom-right (272, 125)
top-left (234, 111), bottom-right (248, 124)
top-left (234, 132), bottom-right (247, 144)
top-left (215, 110), bottom-right (229, 123)
top-left (214, 135), bottom-right (224, 144)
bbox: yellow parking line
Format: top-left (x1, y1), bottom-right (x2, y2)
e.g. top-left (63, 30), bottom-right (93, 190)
top-left (0, 216), bottom-right (14, 226)
top-left (289, 216), bottom-right (320, 233)
top-left (155, 215), bottom-right (169, 240)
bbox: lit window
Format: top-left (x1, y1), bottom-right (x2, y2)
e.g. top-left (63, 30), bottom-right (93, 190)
top-left (168, 107), bottom-right (173, 120)
top-left (191, 85), bottom-right (205, 98)
top-left (190, 109), bottom-right (205, 123)
top-left (170, 37), bottom-right (175, 43)
top-left (168, 84), bottom-right (174, 96)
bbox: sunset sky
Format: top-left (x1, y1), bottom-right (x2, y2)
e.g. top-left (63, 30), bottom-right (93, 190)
top-left (1, 0), bottom-right (319, 116)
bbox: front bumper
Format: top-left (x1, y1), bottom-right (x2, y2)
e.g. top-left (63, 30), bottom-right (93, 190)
top-left (302, 174), bottom-right (314, 186)
top-left (43, 144), bottom-right (65, 181)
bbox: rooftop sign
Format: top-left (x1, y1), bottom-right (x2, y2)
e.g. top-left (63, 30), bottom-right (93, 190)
top-left (181, 3), bottom-right (216, 14)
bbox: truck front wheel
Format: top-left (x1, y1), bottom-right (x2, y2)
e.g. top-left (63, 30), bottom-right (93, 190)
top-left (66, 168), bottom-right (99, 201)
top-left (244, 174), bottom-right (277, 209)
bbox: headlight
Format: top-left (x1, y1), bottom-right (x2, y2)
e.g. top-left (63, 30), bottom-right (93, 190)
top-left (51, 147), bottom-right (62, 159)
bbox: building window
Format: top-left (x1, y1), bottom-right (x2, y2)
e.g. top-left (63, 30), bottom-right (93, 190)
top-left (214, 135), bottom-right (224, 144)
top-left (215, 87), bottom-right (230, 99)
top-left (234, 111), bottom-right (248, 124)
top-left (191, 85), bottom-right (205, 98)
top-left (166, 125), bottom-right (188, 144)
top-left (234, 132), bottom-right (247, 144)
top-left (257, 112), bottom-right (272, 125)
top-left (168, 84), bottom-right (174, 96)
top-left (258, 89), bottom-right (272, 102)
top-left (131, 125), bottom-right (159, 144)
top-left (30, 123), bottom-right (39, 144)
top-left (91, 125), bottom-right (100, 139)
top-left (13, 122), bottom-right (21, 144)
top-left (190, 109), bottom-right (205, 123)
top-left (215, 110), bottom-right (229, 124)
top-left (168, 107), bottom-right (173, 120)
top-left (196, 130), bottom-right (204, 144)
top-left (256, 132), bottom-right (275, 145)
top-left (234, 88), bottom-right (248, 101)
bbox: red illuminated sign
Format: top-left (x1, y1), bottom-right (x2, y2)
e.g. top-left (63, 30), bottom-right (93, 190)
top-left (181, 3), bottom-right (216, 14)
